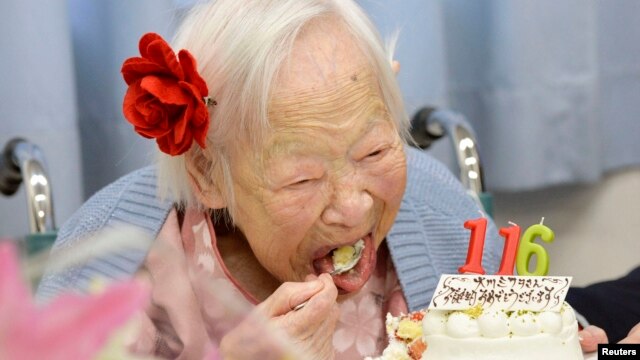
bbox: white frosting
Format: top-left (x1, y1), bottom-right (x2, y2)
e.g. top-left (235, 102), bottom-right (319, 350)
top-left (423, 303), bottom-right (579, 338)
top-left (369, 342), bottom-right (412, 360)
top-left (373, 303), bottom-right (584, 360)
top-left (385, 312), bottom-right (399, 337)
top-left (539, 311), bottom-right (563, 334)
top-left (445, 312), bottom-right (480, 338)
top-left (423, 330), bottom-right (583, 360)
top-left (422, 303), bottom-right (583, 359)
top-left (510, 312), bottom-right (541, 336)
top-left (561, 303), bottom-right (577, 325)
top-left (423, 310), bottom-right (447, 336)
top-left (477, 310), bottom-right (510, 338)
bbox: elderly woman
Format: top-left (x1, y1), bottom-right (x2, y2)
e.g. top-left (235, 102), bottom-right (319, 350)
top-left (38, 0), bottom-right (639, 359)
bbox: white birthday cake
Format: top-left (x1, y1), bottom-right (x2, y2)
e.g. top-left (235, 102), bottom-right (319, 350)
top-left (367, 302), bottom-right (583, 360)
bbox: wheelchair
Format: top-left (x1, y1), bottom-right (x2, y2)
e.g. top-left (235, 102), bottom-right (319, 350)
top-left (0, 138), bottom-right (57, 256)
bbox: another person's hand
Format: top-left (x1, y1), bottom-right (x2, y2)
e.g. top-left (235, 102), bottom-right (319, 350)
top-left (220, 273), bottom-right (339, 360)
top-left (579, 326), bottom-right (608, 352)
top-left (580, 322), bottom-right (640, 352)
top-left (619, 323), bottom-right (640, 344)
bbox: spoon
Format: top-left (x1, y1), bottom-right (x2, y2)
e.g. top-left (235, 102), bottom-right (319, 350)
top-left (293, 240), bottom-right (365, 312)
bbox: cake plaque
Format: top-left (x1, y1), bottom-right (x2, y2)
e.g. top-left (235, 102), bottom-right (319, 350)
top-left (429, 274), bottom-right (572, 312)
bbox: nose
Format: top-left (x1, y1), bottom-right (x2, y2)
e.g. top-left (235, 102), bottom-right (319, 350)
top-left (321, 181), bottom-right (373, 228)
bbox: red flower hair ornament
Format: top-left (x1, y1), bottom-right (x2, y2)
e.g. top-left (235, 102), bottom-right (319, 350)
top-left (121, 33), bottom-right (214, 156)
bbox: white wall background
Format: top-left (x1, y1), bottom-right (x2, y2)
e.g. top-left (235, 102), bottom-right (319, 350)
top-left (493, 168), bottom-right (640, 286)
top-left (0, 0), bottom-right (83, 239)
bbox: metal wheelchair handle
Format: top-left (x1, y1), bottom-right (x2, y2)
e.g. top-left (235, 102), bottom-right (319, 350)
top-left (0, 138), bottom-right (56, 234)
top-left (410, 108), bottom-right (493, 216)
top-left (0, 138), bottom-right (24, 196)
top-left (409, 107), bottom-right (445, 149)
top-left (426, 109), bottom-right (486, 196)
top-left (450, 123), bottom-right (485, 197)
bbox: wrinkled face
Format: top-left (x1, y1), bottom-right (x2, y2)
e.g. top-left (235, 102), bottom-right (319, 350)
top-left (228, 22), bottom-right (406, 293)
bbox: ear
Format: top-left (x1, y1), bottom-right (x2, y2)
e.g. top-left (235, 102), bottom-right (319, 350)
top-left (391, 60), bottom-right (400, 76)
top-left (185, 150), bottom-right (227, 209)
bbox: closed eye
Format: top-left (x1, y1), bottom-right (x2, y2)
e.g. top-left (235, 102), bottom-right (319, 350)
top-left (363, 147), bottom-right (389, 161)
top-left (284, 177), bottom-right (317, 190)
top-left (367, 149), bottom-right (383, 157)
top-left (292, 179), bottom-right (311, 185)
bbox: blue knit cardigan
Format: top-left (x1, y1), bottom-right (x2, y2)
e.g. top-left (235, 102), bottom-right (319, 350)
top-left (37, 147), bottom-right (501, 311)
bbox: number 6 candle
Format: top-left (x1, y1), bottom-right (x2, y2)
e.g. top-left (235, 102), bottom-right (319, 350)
top-left (516, 218), bottom-right (555, 276)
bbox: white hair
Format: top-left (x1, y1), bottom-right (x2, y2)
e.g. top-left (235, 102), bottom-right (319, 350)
top-left (157, 0), bottom-right (409, 220)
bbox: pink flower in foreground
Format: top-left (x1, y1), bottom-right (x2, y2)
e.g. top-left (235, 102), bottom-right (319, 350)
top-left (333, 294), bottom-right (384, 356)
top-left (0, 241), bottom-right (149, 360)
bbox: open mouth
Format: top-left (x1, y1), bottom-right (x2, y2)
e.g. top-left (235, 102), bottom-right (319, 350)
top-left (312, 233), bottom-right (377, 293)
top-left (331, 239), bottom-right (365, 275)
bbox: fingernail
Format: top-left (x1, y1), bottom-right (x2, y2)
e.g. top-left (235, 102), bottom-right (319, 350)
top-left (578, 335), bottom-right (583, 341)
top-left (293, 301), bottom-right (308, 311)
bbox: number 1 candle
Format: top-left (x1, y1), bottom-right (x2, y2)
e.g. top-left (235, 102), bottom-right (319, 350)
top-left (458, 217), bottom-right (487, 275)
top-left (495, 222), bottom-right (521, 275)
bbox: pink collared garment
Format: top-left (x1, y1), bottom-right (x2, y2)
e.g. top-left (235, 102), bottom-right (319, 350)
top-left (131, 208), bottom-right (408, 359)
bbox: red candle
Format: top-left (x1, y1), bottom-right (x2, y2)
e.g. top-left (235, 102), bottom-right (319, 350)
top-left (458, 217), bottom-right (487, 275)
top-left (495, 222), bottom-right (521, 275)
